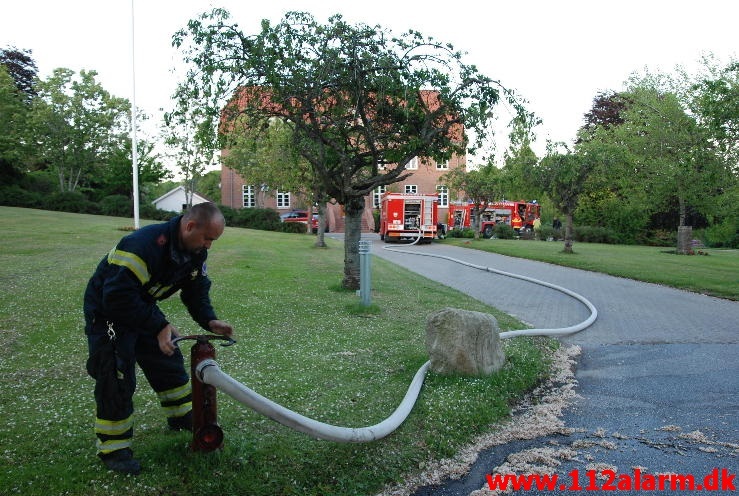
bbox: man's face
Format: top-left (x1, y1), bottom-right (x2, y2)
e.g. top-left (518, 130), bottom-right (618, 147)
top-left (181, 219), bottom-right (224, 254)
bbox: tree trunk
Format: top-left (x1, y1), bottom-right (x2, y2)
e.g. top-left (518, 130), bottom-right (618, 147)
top-left (314, 201), bottom-right (327, 248)
top-left (472, 206), bottom-right (481, 240)
top-left (342, 198), bottom-right (364, 290)
top-left (563, 212), bottom-right (574, 254)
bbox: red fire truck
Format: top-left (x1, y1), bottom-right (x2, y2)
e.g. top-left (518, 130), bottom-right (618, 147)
top-left (448, 200), bottom-right (541, 238)
top-left (380, 192), bottom-right (439, 243)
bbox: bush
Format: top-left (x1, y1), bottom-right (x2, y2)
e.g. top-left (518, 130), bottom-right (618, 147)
top-left (0, 185), bottom-right (45, 208)
top-left (449, 228), bottom-right (475, 238)
top-left (44, 191), bottom-right (99, 214)
top-left (493, 224), bottom-right (516, 239)
top-left (139, 203), bottom-right (178, 221)
top-left (229, 208), bottom-right (281, 231)
top-left (218, 205), bottom-right (239, 226)
top-left (537, 225), bottom-right (556, 241)
top-left (279, 221), bottom-right (308, 234)
top-left (573, 225), bottom-right (620, 244)
top-left (99, 195), bottom-right (133, 217)
top-left (702, 219), bottom-right (739, 248)
top-left (637, 229), bottom-right (677, 247)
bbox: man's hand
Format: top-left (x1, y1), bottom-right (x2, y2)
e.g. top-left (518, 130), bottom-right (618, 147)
top-left (208, 320), bottom-right (234, 338)
top-left (157, 324), bottom-right (179, 356)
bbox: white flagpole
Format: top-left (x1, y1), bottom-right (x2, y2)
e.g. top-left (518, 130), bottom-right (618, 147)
top-left (131, 0), bottom-right (140, 229)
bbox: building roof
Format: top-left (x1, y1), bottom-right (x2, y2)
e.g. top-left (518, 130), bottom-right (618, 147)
top-left (152, 185), bottom-right (210, 205)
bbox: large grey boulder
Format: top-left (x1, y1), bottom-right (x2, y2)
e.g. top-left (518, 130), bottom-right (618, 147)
top-left (425, 307), bottom-right (506, 376)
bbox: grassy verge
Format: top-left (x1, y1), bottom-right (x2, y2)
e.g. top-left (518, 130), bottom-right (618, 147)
top-left (441, 237), bottom-right (738, 300)
top-left (0, 207), bottom-right (552, 496)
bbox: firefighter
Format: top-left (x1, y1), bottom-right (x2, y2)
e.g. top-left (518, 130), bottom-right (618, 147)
top-left (83, 202), bottom-right (234, 475)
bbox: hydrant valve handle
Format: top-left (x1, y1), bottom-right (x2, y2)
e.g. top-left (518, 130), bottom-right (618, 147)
top-left (172, 334), bottom-right (237, 347)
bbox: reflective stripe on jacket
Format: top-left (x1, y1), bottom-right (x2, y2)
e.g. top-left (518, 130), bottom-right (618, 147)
top-left (83, 215), bottom-right (217, 335)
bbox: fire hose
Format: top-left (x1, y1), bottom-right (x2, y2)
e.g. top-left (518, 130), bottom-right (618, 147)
top-left (188, 238), bottom-right (597, 444)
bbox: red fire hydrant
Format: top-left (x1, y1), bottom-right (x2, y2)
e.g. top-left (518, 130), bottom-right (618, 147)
top-left (173, 334), bottom-right (236, 452)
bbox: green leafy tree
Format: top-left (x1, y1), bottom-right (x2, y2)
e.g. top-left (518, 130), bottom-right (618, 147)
top-left (688, 56), bottom-right (738, 246)
top-left (501, 111), bottom-right (542, 203)
top-left (589, 78), bottom-right (726, 251)
top-left (1, 48), bottom-right (38, 180)
top-left (535, 147), bottom-right (593, 253)
top-left (198, 169), bottom-right (222, 203)
top-left (444, 163), bottom-right (504, 239)
top-left (162, 83), bottom-right (216, 208)
top-left (0, 46), bottom-right (38, 100)
top-left (92, 139), bottom-right (170, 200)
top-left (0, 65), bottom-right (31, 180)
top-left (29, 68), bottom-right (130, 193)
top-left (223, 117), bottom-right (331, 244)
top-left (173, 9), bottom-right (516, 288)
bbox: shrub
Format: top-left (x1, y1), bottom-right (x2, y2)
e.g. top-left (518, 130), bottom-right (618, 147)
top-left (279, 221), bottom-right (308, 234)
top-left (573, 225), bottom-right (620, 244)
top-left (0, 185), bottom-right (45, 208)
top-left (702, 219), bottom-right (739, 248)
top-left (493, 224), bottom-right (516, 239)
top-left (139, 203), bottom-right (178, 221)
top-left (637, 229), bottom-right (677, 247)
top-left (537, 225), bottom-right (556, 241)
top-left (231, 208), bottom-right (281, 231)
top-left (219, 205), bottom-right (239, 226)
top-left (99, 195), bottom-right (133, 217)
top-left (44, 191), bottom-right (99, 214)
top-left (449, 228), bottom-right (475, 238)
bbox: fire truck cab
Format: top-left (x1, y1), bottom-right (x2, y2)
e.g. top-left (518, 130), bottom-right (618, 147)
top-left (448, 200), bottom-right (541, 238)
top-left (380, 192), bottom-right (438, 243)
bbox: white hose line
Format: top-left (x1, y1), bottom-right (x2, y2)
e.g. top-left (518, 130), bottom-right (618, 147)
top-left (381, 243), bottom-right (598, 338)
top-left (197, 359), bottom-right (430, 442)
top-left (197, 239), bottom-right (597, 442)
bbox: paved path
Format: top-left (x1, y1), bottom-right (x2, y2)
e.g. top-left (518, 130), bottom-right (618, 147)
top-left (365, 237), bottom-right (739, 495)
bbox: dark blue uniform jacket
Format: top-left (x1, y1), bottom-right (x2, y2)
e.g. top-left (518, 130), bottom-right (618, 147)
top-left (84, 215), bottom-right (217, 335)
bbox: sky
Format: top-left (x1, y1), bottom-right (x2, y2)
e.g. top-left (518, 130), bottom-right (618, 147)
top-left (2, 0), bottom-right (737, 165)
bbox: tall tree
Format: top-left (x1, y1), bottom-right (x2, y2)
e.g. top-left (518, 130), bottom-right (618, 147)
top-left (534, 147), bottom-right (593, 253)
top-left (501, 110), bottom-right (541, 202)
top-left (173, 9), bottom-right (517, 289)
top-left (0, 66), bottom-right (31, 180)
top-left (29, 68), bottom-right (130, 192)
top-left (223, 118), bottom-right (331, 244)
top-left (443, 163), bottom-right (504, 239)
top-left (687, 56), bottom-right (738, 245)
top-left (0, 46), bottom-right (38, 100)
top-left (163, 82), bottom-right (216, 208)
top-left (93, 139), bottom-right (170, 200)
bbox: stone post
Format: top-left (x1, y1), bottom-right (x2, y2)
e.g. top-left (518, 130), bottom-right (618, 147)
top-left (677, 225), bottom-right (692, 254)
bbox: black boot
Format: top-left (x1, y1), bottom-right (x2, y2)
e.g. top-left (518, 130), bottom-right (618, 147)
top-left (99, 448), bottom-right (141, 475)
top-left (167, 411), bottom-right (193, 432)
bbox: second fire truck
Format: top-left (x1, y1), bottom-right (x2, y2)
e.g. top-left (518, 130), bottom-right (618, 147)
top-left (448, 200), bottom-right (541, 238)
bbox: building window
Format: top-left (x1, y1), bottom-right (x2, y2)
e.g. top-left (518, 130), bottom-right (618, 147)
top-left (436, 159), bottom-right (449, 170)
top-left (405, 184), bottom-right (418, 194)
top-left (436, 185), bottom-right (449, 207)
top-left (373, 185), bottom-right (386, 208)
top-left (406, 156), bottom-right (419, 170)
top-left (242, 185), bottom-right (256, 208)
top-left (277, 191), bottom-right (291, 208)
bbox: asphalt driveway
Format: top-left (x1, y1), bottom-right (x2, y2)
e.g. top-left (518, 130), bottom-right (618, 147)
top-left (367, 237), bottom-right (739, 495)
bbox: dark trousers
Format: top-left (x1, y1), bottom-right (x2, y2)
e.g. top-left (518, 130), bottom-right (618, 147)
top-left (87, 329), bottom-right (191, 454)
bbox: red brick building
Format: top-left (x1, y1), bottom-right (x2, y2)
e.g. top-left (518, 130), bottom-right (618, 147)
top-left (220, 152), bottom-right (465, 232)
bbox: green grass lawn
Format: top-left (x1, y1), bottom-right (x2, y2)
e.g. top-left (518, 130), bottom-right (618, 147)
top-left (0, 207), bottom-right (552, 496)
top-left (441, 237), bottom-right (739, 300)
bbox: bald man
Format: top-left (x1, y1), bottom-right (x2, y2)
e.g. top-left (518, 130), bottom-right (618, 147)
top-left (83, 202), bottom-right (233, 474)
